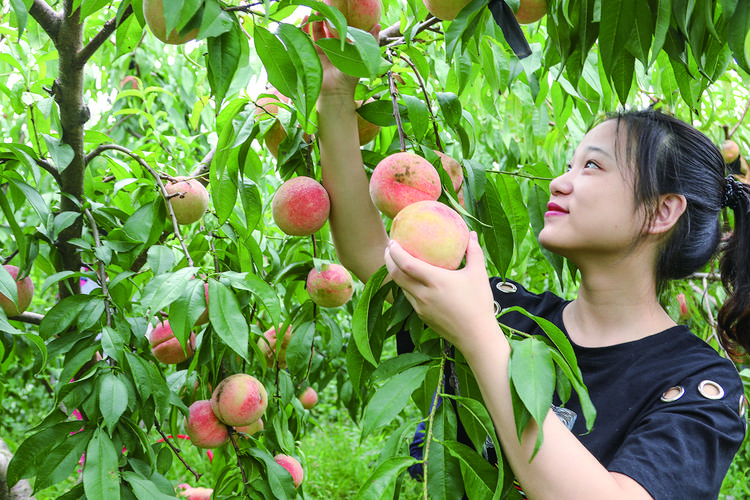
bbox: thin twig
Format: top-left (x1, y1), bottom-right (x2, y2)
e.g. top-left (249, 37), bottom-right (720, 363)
top-left (399, 54), bottom-right (442, 152)
top-left (78, 5), bottom-right (133, 66)
top-left (386, 50), bottom-right (407, 152)
top-left (228, 428), bottom-right (252, 497)
top-left (154, 421), bottom-right (202, 482)
top-left (190, 147), bottom-right (216, 180)
top-left (728, 97), bottom-right (750, 139)
top-left (487, 170), bottom-right (555, 181)
top-left (422, 347), bottom-right (448, 499)
top-left (83, 208), bottom-right (111, 326)
top-left (3, 311), bottom-right (45, 325)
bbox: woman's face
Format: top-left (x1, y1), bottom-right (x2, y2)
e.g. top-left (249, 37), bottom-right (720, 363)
top-left (538, 120), bottom-right (647, 261)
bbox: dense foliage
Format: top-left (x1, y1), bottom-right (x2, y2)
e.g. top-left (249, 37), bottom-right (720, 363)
top-left (0, 0), bottom-right (748, 498)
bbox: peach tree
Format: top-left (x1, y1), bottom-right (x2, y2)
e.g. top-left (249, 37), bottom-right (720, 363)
top-left (0, 0), bottom-right (749, 499)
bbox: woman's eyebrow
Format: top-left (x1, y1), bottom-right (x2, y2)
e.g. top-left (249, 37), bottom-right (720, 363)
top-left (585, 145), bottom-right (614, 158)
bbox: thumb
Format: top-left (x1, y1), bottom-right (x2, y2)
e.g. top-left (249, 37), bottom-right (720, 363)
top-left (464, 232), bottom-right (487, 269)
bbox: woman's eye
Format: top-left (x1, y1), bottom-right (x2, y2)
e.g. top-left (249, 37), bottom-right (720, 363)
top-left (584, 160), bottom-right (600, 169)
top-left (565, 163), bottom-right (573, 172)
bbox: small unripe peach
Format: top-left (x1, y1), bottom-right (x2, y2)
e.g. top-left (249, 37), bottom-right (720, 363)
top-left (422, 0), bottom-right (471, 20)
top-left (272, 177), bottom-right (331, 236)
top-left (164, 176), bottom-right (209, 225)
top-left (324, 0), bottom-right (381, 34)
top-left (211, 374), bottom-right (268, 427)
top-left (0, 265), bottom-right (34, 317)
top-left (235, 418), bottom-right (264, 436)
top-left (434, 151), bottom-right (465, 207)
top-left (369, 152), bottom-right (441, 219)
top-left (184, 400), bottom-right (230, 449)
top-left (722, 139), bottom-right (741, 164)
top-left (514, 0), bottom-right (547, 24)
top-left (306, 264), bottom-right (354, 308)
top-left (390, 200), bottom-right (470, 270)
top-left (258, 325), bottom-right (293, 369)
top-left (274, 454), bottom-right (304, 488)
top-left (149, 320), bottom-right (196, 364)
top-left (254, 89), bottom-right (312, 158)
top-left (298, 387), bottom-right (318, 409)
top-left (143, 0), bottom-right (199, 44)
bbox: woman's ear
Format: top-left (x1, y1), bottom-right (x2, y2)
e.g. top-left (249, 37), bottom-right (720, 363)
top-left (648, 193), bottom-right (687, 235)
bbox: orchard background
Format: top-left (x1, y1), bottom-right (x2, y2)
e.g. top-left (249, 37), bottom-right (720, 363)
top-left (1, 0), bottom-right (750, 499)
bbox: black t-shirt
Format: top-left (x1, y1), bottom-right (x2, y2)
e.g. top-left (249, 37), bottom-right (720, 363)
top-left (490, 277), bottom-right (747, 500)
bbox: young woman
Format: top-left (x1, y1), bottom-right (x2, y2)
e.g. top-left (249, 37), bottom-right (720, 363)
top-left (313, 22), bottom-right (748, 499)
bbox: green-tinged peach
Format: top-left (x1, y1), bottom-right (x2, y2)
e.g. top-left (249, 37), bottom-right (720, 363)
top-left (0, 265), bottom-right (34, 317)
top-left (258, 325), bottom-right (293, 369)
top-left (143, 0), bottom-right (199, 44)
top-left (164, 176), bottom-right (209, 225)
top-left (306, 264), bottom-right (354, 308)
top-left (211, 374), bottom-right (268, 427)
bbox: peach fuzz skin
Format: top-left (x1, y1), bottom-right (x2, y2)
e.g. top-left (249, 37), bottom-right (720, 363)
top-left (306, 264), bottom-right (354, 308)
top-left (324, 0), bottom-right (381, 33)
top-left (389, 200), bottom-right (470, 270)
top-left (211, 374), bottom-right (268, 427)
top-left (149, 320), bottom-right (196, 364)
top-left (184, 400), bottom-right (229, 449)
top-left (369, 152), bottom-right (441, 219)
top-left (164, 177), bottom-right (209, 225)
top-left (272, 177), bottom-right (331, 236)
top-left (274, 454), bottom-right (304, 488)
top-left (258, 325), bottom-right (293, 368)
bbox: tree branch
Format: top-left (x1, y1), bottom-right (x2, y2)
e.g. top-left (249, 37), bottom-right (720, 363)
top-left (77, 5), bottom-right (133, 67)
top-left (29, 0), bottom-right (61, 42)
top-left (5, 312), bottom-right (45, 325)
top-left (189, 147), bottom-right (216, 180)
top-left (35, 158), bottom-right (62, 185)
top-left (729, 97), bottom-right (750, 140)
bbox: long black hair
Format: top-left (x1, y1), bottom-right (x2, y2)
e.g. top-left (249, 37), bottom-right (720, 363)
top-left (612, 109), bottom-right (750, 361)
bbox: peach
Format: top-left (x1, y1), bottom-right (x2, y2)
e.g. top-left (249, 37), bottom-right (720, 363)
top-left (177, 484), bottom-right (213, 500)
top-left (149, 320), bottom-right (196, 364)
top-left (211, 374), bottom-right (268, 427)
top-left (435, 151), bottom-right (465, 207)
top-left (369, 152), bottom-right (441, 219)
top-left (272, 177), bottom-right (331, 236)
top-left (677, 293), bottom-right (690, 321)
top-left (356, 99), bottom-right (381, 145)
top-left (164, 176), bottom-right (209, 225)
top-left (422, 0), bottom-right (471, 20)
top-left (258, 325), bottom-right (293, 369)
top-left (254, 89), bottom-right (311, 159)
top-left (324, 0), bottom-right (381, 33)
top-left (143, 0), bottom-right (199, 44)
top-left (0, 265), bottom-right (34, 317)
top-left (298, 387), bottom-right (318, 409)
top-left (235, 418), bottom-right (264, 436)
top-left (184, 400), bottom-right (230, 449)
top-left (306, 263), bottom-right (354, 308)
top-left (515, 0), bottom-right (547, 24)
top-left (723, 139), bottom-right (741, 163)
top-left (390, 200), bottom-right (470, 270)
top-left (274, 454), bottom-right (304, 488)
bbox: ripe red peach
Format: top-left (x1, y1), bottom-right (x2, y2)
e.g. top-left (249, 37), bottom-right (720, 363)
top-left (235, 418), bottom-right (264, 437)
top-left (677, 293), bottom-right (690, 321)
top-left (272, 177), bottom-right (331, 236)
top-left (356, 99), bottom-right (381, 145)
top-left (324, 0), bottom-right (381, 34)
top-left (722, 139), bottom-right (741, 163)
top-left (434, 151), bottom-right (465, 207)
top-left (422, 0), bottom-right (471, 20)
top-left (274, 454), bottom-right (304, 488)
top-left (258, 325), bottom-right (293, 369)
top-left (184, 400), bottom-right (230, 449)
top-left (149, 320), bottom-right (196, 364)
top-left (514, 0), bottom-right (547, 24)
top-left (211, 374), bottom-right (268, 427)
top-left (390, 200), bottom-right (470, 270)
top-left (164, 176), bottom-right (209, 225)
top-left (177, 484), bottom-right (213, 500)
top-left (306, 263), bottom-right (354, 308)
top-left (369, 152), bottom-right (441, 219)
top-left (0, 265), bottom-right (34, 317)
top-left (298, 387), bottom-right (318, 409)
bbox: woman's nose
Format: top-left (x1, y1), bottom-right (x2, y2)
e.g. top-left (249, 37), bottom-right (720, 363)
top-left (549, 170), bottom-right (573, 196)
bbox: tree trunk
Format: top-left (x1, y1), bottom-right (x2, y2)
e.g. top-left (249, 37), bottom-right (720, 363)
top-left (0, 438), bottom-right (36, 500)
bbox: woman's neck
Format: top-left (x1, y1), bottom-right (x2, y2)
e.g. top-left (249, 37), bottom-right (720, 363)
top-left (564, 254), bottom-right (676, 348)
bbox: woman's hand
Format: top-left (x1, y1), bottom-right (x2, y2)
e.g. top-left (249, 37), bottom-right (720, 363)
top-left (384, 231), bottom-right (499, 353)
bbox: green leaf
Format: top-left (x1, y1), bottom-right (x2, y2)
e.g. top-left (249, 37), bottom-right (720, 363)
top-left (598, 0), bottom-right (634, 74)
top-left (509, 337), bottom-right (555, 458)
top-left (354, 456), bottom-right (417, 500)
top-left (610, 50), bottom-right (635, 104)
top-left (275, 22), bottom-right (323, 121)
top-left (168, 278), bottom-right (206, 348)
top-left (99, 372), bottom-right (129, 432)
top-left (477, 177), bottom-right (513, 277)
top-left (35, 428), bottom-right (93, 491)
top-left (7, 178), bottom-right (50, 227)
top-left (42, 134), bottom-right (74, 171)
top-left (427, 402), bottom-right (464, 498)
top-left (221, 271), bottom-right (281, 329)
top-left (208, 278), bottom-right (249, 360)
top-left (362, 365), bottom-right (430, 438)
top-left (122, 471), bottom-right (181, 500)
top-left (492, 175), bottom-right (528, 259)
top-left (285, 321), bottom-right (316, 379)
top-left (10, 0), bottom-right (28, 39)
top-left (315, 31), bottom-right (382, 79)
top-left (352, 266), bottom-right (389, 366)
top-left (83, 428), bottom-right (121, 500)
top-left (0, 265), bottom-right (19, 310)
top-left (0, 191), bottom-right (26, 272)
top-left (39, 295), bottom-right (93, 339)
top-left (527, 184), bottom-right (565, 285)
top-left (443, 440), bottom-right (499, 500)
top-left (402, 94), bottom-right (429, 140)
top-left (435, 92), bottom-right (462, 129)
top-left (255, 26), bottom-right (298, 99)
top-left (206, 23), bottom-right (242, 108)
top-left (7, 421), bottom-right (83, 487)
top-left (358, 98), bottom-right (408, 127)
top-left (140, 267), bottom-right (199, 315)
top-left (146, 245), bottom-right (175, 275)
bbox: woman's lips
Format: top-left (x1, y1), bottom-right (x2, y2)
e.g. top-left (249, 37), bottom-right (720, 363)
top-left (544, 202), bottom-right (568, 217)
